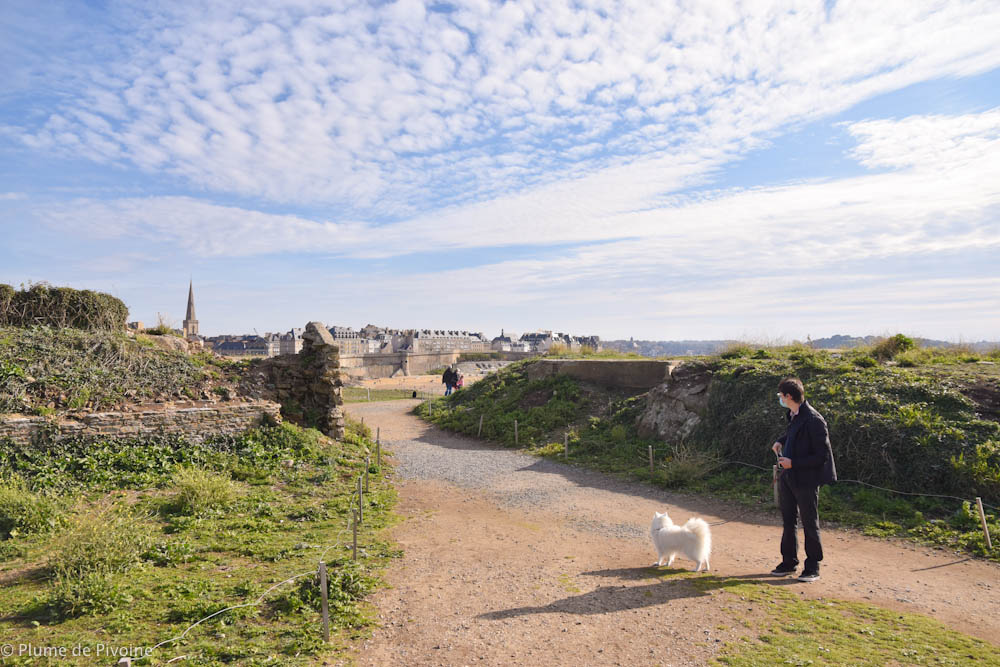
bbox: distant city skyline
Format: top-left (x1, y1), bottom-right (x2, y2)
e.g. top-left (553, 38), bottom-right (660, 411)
top-left (2, 2), bottom-right (998, 341)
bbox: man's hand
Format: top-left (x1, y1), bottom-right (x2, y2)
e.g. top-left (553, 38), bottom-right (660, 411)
top-left (777, 456), bottom-right (792, 469)
top-left (772, 442), bottom-right (782, 456)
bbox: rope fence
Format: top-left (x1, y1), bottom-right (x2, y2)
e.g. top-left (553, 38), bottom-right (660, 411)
top-left (142, 446), bottom-right (382, 664)
top-left (420, 397), bottom-right (998, 548)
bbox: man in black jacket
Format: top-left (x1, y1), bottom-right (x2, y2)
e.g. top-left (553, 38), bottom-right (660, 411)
top-left (769, 377), bottom-right (836, 582)
top-left (442, 366), bottom-right (456, 396)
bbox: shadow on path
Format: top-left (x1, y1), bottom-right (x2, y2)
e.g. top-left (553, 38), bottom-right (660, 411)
top-left (478, 569), bottom-right (801, 621)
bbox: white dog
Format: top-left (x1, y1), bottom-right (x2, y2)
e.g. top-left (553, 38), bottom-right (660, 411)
top-left (650, 511), bottom-right (712, 572)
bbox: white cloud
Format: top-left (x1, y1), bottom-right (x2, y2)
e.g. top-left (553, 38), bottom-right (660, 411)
top-left (9, 0), bottom-right (1000, 216)
top-left (34, 109), bottom-right (1000, 277)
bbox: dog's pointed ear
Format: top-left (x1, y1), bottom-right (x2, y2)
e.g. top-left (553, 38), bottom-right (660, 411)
top-left (654, 511), bottom-right (662, 518)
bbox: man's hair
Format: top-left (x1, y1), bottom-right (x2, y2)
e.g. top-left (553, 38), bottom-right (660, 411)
top-left (778, 377), bottom-right (804, 403)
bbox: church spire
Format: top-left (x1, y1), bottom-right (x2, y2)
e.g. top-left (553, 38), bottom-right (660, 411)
top-left (183, 280), bottom-right (199, 337)
top-left (185, 280), bottom-right (196, 321)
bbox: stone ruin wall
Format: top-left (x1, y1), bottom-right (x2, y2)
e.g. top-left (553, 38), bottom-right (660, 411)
top-left (0, 400), bottom-right (281, 447)
top-left (239, 321), bottom-right (345, 439)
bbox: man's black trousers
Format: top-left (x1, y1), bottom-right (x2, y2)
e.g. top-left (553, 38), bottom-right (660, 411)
top-left (778, 470), bottom-right (823, 571)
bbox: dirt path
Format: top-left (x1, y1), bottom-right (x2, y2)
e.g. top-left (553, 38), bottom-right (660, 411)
top-left (345, 400), bottom-right (999, 666)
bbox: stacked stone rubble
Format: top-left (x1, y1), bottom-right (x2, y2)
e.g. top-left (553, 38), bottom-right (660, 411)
top-left (0, 400), bottom-right (281, 446)
top-left (240, 321), bottom-right (345, 439)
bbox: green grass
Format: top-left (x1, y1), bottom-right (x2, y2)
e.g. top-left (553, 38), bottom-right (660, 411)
top-left (0, 421), bottom-right (396, 665)
top-left (417, 356), bottom-right (1000, 562)
top-left (662, 573), bottom-right (997, 665)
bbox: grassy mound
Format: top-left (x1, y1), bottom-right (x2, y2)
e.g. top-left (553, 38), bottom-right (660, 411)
top-left (0, 325), bottom-right (243, 413)
top-left (419, 352), bottom-right (1000, 561)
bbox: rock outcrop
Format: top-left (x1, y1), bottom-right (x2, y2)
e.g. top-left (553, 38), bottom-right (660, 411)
top-left (146, 334), bottom-right (190, 354)
top-left (636, 362), bottom-right (713, 441)
top-left (240, 321), bottom-right (345, 438)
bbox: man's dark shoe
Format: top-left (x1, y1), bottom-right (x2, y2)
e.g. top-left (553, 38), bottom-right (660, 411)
top-left (770, 563), bottom-right (797, 576)
top-left (797, 570), bottom-right (820, 582)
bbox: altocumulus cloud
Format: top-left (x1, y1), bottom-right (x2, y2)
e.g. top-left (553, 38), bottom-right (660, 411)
top-left (11, 0), bottom-right (1000, 218)
top-left (31, 109), bottom-right (1000, 263)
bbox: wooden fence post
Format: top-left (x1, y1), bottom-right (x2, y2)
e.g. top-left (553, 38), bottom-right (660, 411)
top-left (563, 432), bottom-right (569, 458)
top-left (514, 419), bottom-right (518, 446)
top-left (318, 562), bottom-right (330, 642)
top-left (364, 457), bottom-right (370, 492)
top-left (357, 476), bottom-right (363, 524)
top-left (648, 445), bottom-right (654, 475)
top-left (478, 414), bottom-right (484, 438)
top-left (367, 387), bottom-right (371, 401)
top-left (976, 497), bottom-right (993, 550)
top-left (772, 465), bottom-right (780, 508)
top-left (352, 510), bottom-right (358, 560)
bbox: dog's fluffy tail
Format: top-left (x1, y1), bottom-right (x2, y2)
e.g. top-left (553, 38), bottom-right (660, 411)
top-left (684, 517), bottom-right (712, 559)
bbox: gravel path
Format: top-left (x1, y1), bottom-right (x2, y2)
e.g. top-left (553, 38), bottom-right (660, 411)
top-left (345, 399), bottom-right (1000, 666)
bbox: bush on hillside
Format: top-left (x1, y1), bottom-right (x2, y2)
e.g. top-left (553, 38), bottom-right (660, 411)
top-left (871, 333), bottom-right (916, 361)
top-left (0, 475), bottom-right (63, 539)
top-left (167, 467), bottom-right (239, 516)
top-left (44, 503), bottom-right (153, 618)
top-left (0, 283), bottom-right (128, 331)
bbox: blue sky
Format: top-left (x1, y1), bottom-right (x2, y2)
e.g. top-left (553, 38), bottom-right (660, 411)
top-left (1, 0), bottom-right (999, 341)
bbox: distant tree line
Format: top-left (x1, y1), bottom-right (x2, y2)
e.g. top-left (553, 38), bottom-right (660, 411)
top-left (0, 283), bottom-right (128, 332)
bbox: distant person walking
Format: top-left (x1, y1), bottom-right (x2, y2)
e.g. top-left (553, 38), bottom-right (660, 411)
top-left (442, 366), bottom-right (456, 395)
top-left (769, 377), bottom-right (836, 582)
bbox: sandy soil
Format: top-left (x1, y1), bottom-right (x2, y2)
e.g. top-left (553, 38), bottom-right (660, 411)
top-left (351, 373), bottom-right (487, 396)
top-left (342, 399), bottom-right (999, 666)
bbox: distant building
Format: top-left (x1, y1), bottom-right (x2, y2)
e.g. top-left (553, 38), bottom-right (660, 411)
top-left (491, 329), bottom-right (531, 352)
top-left (517, 331), bottom-right (601, 353)
top-left (127, 321), bottom-right (144, 332)
top-left (401, 329), bottom-right (490, 354)
top-left (280, 328), bottom-right (303, 355)
top-left (265, 333), bottom-right (281, 357)
top-left (329, 326), bottom-right (371, 355)
top-left (214, 337), bottom-right (269, 358)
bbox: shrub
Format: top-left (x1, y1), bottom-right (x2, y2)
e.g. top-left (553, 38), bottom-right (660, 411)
top-left (0, 476), bottom-right (63, 539)
top-left (871, 333), bottom-right (915, 361)
top-left (47, 503), bottom-right (151, 578)
top-left (168, 467), bottom-right (239, 516)
top-left (47, 571), bottom-right (133, 618)
top-left (44, 503), bottom-right (152, 618)
top-left (719, 343), bottom-right (753, 360)
top-left (0, 283), bottom-right (128, 331)
top-left (659, 443), bottom-right (721, 488)
top-left (853, 355), bottom-right (877, 368)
